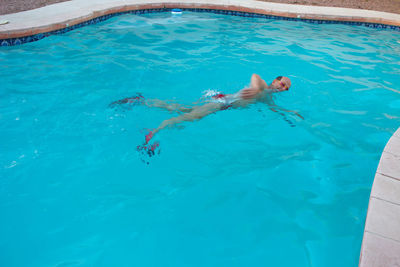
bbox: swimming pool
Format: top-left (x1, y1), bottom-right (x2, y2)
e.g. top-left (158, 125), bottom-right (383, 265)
top-left (1, 10), bottom-right (400, 266)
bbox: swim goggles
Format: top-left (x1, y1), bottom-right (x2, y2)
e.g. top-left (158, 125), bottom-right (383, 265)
top-left (276, 76), bottom-right (289, 91)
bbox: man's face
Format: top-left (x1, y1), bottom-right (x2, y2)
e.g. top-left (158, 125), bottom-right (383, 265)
top-left (271, 76), bottom-right (291, 91)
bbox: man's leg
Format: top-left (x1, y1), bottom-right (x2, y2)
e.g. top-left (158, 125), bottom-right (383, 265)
top-left (145, 99), bottom-right (193, 113)
top-left (146, 102), bottom-right (223, 142)
top-left (109, 95), bottom-right (192, 113)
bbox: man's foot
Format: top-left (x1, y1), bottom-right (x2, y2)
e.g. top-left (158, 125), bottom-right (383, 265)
top-left (137, 130), bottom-right (160, 164)
top-left (109, 93), bottom-right (145, 108)
top-left (145, 131), bottom-right (154, 144)
top-left (136, 141), bottom-right (160, 157)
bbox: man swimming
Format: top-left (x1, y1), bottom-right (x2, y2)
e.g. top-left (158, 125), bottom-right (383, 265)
top-left (110, 74), bottom-right (301, 145)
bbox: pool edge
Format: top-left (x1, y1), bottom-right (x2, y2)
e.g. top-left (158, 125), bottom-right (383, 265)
top-left (1, 0), bottom-right (400, 43)
top-left (359, 127), bottom-right (400, 267)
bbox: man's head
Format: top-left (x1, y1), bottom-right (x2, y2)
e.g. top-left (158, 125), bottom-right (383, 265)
top-left (270, 76), bottom-right (291, 92)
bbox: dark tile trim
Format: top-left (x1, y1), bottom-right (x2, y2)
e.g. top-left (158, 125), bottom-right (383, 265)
top-left (1, 8), bottom-right (399, 46)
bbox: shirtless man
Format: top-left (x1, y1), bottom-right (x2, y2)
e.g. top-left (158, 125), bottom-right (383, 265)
top-left (110, 74), bottom-right (299, 144)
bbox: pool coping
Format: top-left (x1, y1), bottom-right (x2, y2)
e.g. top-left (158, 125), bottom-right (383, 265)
top-left (359, 128), bottom-right (400, 267)
top-left (1, 0), bottom-right (400, 265)
top-left (1, 0), bottom-right (400, 43)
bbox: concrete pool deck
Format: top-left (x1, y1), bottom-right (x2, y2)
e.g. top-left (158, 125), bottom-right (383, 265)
top-left (1, 0), bottom-right (400, 266)
top-left (360, 129), bottom-right (400, 267)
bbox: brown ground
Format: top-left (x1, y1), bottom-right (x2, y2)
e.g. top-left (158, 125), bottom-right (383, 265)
top-left (264, 0), bottom-right (400, 14)
top-left (1, 0), bottom-right (400, 15)
top-left (0, 0), bottom-right (70, 15)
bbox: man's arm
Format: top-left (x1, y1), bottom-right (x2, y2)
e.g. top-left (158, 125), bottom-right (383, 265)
top-left (269, 105), bottom-right (304, 120)
top-left (264, 96), bottom-right (304, 120)
top-left (240, 88), bottom-right (261, 99)
top-left (240, 74), bottom-right (268, 99)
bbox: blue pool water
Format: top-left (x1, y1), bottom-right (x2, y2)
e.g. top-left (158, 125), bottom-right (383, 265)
top-left (1, 11), bottom-right (400, 266)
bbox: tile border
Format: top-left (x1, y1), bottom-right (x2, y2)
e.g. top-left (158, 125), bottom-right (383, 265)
top-left (1, 2), bottom-right (400, 46)
top-left (360, 128), bottom-right (400, 266)
top-left (359, 232), bottom-right (400, 267)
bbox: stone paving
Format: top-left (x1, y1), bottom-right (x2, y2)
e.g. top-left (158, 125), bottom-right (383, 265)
top-left (0, 1), bottom-right (399, 266)
top-left (360, 129), bottom-right (400, 267)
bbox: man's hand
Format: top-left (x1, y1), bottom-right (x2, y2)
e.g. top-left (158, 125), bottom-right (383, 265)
top-left (240, 87), bottom-right (261, 99)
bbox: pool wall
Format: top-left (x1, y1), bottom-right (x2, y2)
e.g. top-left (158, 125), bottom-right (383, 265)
top-left (1, 0), bottom-right (400, 266)
top-left (1, 0), bottom-right (400, 46)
